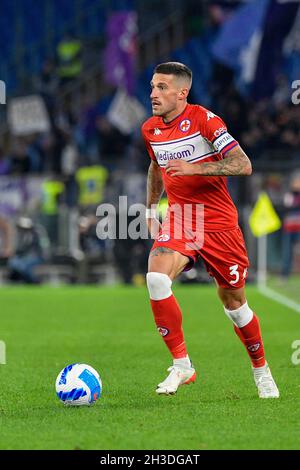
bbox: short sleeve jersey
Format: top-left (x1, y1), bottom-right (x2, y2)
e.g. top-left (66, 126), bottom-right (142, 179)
top-left (141, 103), bottom-right (239, 232)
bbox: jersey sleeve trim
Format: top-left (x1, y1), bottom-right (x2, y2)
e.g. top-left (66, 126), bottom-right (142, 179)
top-left (212, 131), bottom-right (236, 153)
top-left (211, 131), bottom-right (227, 144)
top-left (221, 141), bottom-right (239, 156)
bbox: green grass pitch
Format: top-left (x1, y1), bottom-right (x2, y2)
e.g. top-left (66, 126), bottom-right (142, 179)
top-left (0, 284), bottom-right (300, 450)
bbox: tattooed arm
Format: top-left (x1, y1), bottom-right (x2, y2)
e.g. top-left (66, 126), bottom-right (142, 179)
top-left (146, 160), bottom-right (164, 238)
top-left (196, 145), bottom-right (252, 176)
top-left (165, 145), bottom-right (252, 177)
top-left (147, 160), bottom-right (164, 208)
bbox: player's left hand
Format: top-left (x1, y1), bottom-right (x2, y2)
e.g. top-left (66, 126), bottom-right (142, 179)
top-left (165, 160), bottom-right (196, 177)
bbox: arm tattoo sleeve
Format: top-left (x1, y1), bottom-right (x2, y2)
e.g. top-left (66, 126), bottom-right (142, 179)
top-left (147, 161), bottom-right (164, 207)
top-left (198, 145), bottom-right (252, 176)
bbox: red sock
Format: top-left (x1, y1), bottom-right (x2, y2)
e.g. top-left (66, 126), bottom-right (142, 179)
top-left (150, 295), bottom-right (187, 359)
top-left (234, 313), bottom-right (266, 368)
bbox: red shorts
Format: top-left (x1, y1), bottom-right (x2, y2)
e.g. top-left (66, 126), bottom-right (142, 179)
top-left (151, 226), bottom-right (250, 289)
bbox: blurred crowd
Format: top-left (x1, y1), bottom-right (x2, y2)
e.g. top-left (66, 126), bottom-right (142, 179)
top-left (211, 71), bottom-right (300, 162)
top-left (1, 75), bottom-right (300, 178)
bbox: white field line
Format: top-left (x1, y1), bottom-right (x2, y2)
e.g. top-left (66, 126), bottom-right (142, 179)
top-left (258, 285), bottom-right (300, 315)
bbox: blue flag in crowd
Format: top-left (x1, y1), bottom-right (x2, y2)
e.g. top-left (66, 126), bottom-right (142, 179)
top-left (252, 0), bottom-right (300, 100)
top-left (211, 0), bottom-right (268, 91)
top-left (212, 0), bottom-right (300, 100)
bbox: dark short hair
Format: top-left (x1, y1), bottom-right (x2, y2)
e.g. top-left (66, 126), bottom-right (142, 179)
top-left (154, 62), bottom-right (192, 85)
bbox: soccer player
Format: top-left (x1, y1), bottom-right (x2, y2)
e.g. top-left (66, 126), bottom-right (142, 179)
top-left (141, 62), bottom-right (279, 398)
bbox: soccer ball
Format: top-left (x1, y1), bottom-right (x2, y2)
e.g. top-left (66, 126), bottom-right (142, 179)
top-left (55, 363), bottom-right (102, 406)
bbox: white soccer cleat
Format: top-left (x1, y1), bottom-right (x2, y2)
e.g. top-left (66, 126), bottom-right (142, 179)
top-left (156, 363), bottom-right (196, 395)
top-left (252, 363), bottom-right (280, 399)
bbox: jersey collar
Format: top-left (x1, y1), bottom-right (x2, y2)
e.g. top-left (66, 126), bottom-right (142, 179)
top-left (160, 103), bottom-right (189, 127)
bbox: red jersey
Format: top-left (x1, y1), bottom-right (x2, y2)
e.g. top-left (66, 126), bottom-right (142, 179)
top-left (142, 103), bottom-right (239, 232)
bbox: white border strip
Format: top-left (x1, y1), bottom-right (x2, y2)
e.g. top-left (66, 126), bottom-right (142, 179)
top-left (258, 285), bottom-right (300, 315)
top-left (150, 131), bottom-right (200, 146)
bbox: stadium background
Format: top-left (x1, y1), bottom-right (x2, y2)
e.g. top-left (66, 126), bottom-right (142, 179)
top-left (0, 0), bottom-right (299, 287)
top-left (0, 0), bottom-right (300, 452)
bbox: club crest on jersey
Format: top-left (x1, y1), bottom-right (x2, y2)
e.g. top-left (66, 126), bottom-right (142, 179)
top-left (157, 326), bottom-right (169, 337)
top-left (157, 234), bottom-right (170, 242)
top-left (179, 119), bottom-right (191, 132)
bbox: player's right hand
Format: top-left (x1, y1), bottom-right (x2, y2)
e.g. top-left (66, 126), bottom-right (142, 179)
top-left (146, 216), bottom-right (162, 239)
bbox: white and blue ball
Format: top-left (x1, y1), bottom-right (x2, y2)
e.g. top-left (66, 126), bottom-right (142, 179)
top-left (55, 363), bottom-right (102, 406)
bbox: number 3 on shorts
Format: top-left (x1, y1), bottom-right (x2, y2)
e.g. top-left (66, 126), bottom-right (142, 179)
top-left (229, 264), bottom-right (239, 285)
